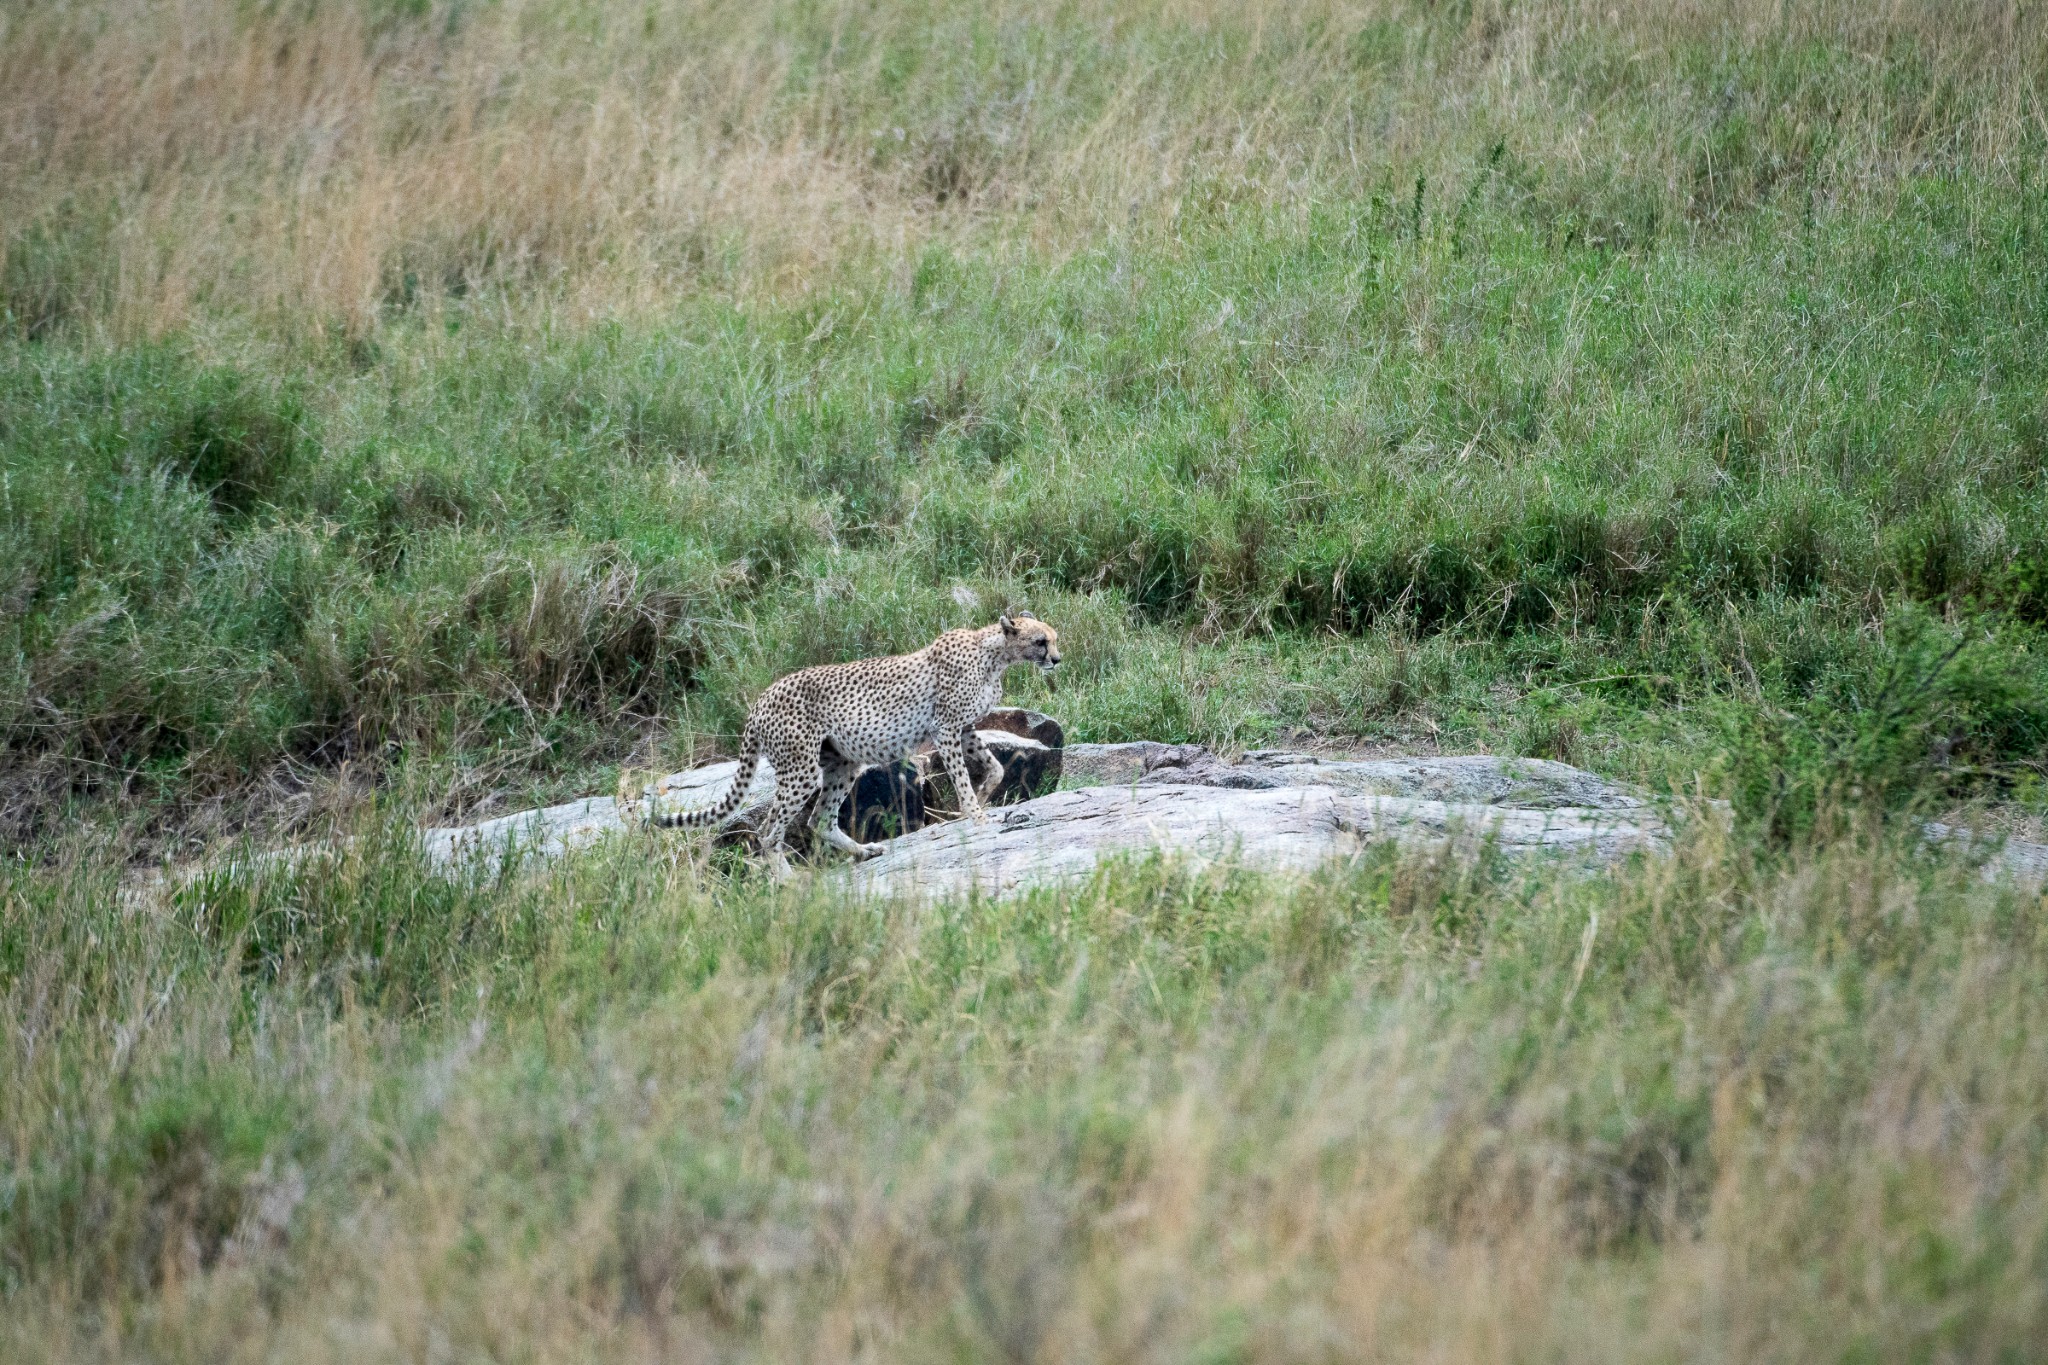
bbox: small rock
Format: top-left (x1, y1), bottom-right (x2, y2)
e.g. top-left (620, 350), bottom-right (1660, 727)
top-left (1138, 745), bottom-right (1283, 790)
top-left (1060, 741), bottom-right (1177, 785)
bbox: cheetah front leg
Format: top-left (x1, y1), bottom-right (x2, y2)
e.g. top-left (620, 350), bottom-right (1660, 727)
top-left (961, 726), bottom-right (1005, 802)
top-left (933, 726), bottom-right (989, 822)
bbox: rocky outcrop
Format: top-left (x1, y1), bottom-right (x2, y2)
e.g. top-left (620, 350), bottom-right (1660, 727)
top-left (442, 710), bottom-right (1061, 866)
top-left (409, 762), bottom-right (2048, 905)
top-left (844, 748), bottom-right (1667, 899)
top-left (1921, 821), bottom-right (2048, 887)
top-left (411, 738), bottom-right (2048, 899)
top-left (428, 736), bottom-right (1674, 897)
top-left (1064, 744), bottom-right (1648, 809)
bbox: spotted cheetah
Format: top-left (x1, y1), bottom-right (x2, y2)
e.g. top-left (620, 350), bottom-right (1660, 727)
top-left (628, 614), bottom-right (1060, 876)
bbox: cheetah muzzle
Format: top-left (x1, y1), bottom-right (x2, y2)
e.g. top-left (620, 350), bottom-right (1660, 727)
top-left (624, 614), bottom-right (1061, 878)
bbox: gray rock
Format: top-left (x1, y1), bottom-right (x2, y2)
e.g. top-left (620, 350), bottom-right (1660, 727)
top-left (181, 740), bottom-right (2048, 904)
top-left (1216, 751), bottom-right (1650, 810)
top-left (846, 783), bottom-right (1666, 900)
top-left (1921, 822), bottom-right (2048, 887)
top-left (464, 711), bottom-right (1065, 867)
top-left (423, 751), bottom-right (786, 865)
top-left (1059, 746), bottom-right (1646, 810)
top-left (425, 749), bottom-right (1669, 891)
top-left (1134, 745), bottom-right (1282, 790)
top-left (1059, 741), bottom-right (1179, 785)
top-left (422, 791), bottom-right (636, 867)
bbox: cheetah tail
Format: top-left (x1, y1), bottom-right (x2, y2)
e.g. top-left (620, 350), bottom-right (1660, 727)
top-left (652, 726), bottom-right (762, 829)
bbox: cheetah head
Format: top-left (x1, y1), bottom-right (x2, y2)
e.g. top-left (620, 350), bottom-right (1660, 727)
top-left (999, 613), bottom-right (1061, 674)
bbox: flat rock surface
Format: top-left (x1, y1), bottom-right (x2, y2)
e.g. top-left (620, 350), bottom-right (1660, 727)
top-left (389, 749), bottom-right (2048, 898)
top-left (845, 782), bottom-right (1666, 900)
top-left (179, 746), bottom-right (2048, 903)
top-left (422, 760), bottom-right (770, 866)
top-left (1095, 747), bottom-right (1652, 810)
top-left (422, 727), bottom-right (1044, 865)
top-left (1921, 822), bottom-right (2048, 887)
top-left (420, 749), bottom-right (1674, 899)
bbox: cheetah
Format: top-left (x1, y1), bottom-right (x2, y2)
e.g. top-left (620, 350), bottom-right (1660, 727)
top-left (626, 614), bottom-right (1060, 876)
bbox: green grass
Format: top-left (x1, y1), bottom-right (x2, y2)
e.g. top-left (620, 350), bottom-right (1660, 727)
top-left (8, 177), bottom-right (2048, 844)
top-left (7, 815), bottom-right (2048, 1358)
top-left (3, 2), bottom-right (2046, 851)
top-left (6, 0), bottom-right (2048, 1355)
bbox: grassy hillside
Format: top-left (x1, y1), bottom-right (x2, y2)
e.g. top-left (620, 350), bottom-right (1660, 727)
top-left (5, 0), bottom-right (2048, 1357)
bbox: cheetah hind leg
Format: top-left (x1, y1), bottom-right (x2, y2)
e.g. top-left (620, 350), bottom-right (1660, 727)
top-left (814, 758), bottom-right (889, 860)
top-left (822, 825), bottom-right (889, 860)
top-left (820, 818), bottom-right (889, 861)
top-left (756, 745), bottom-right (822, 879)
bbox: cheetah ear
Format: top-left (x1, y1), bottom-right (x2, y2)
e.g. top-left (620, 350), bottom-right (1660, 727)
top-left (999, 614), bottom-right (1018, 635)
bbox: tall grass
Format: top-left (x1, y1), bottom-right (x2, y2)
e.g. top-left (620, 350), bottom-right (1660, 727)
top-left (5, 1), bottom-right (2047, 844)
top-left (7, 184), bottom-right (2047, 840)
top-left (4, 0), bottom-right (2042, 337)
top-left (6, 817), bottom-right (2048, 1359)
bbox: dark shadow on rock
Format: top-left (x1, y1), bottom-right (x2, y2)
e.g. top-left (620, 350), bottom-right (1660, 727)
top-left (914, 707), bottom-right (1065, 814)
top-left (840, 762), bottom-right (927, 843)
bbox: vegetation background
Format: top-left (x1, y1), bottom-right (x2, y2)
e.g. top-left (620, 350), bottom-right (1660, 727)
top-left (4, 0), bottom-right (2048, 1358)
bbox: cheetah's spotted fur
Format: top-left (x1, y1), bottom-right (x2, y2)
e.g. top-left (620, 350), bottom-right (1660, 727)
top-left (634, 615), bottom-right (1060, 875)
